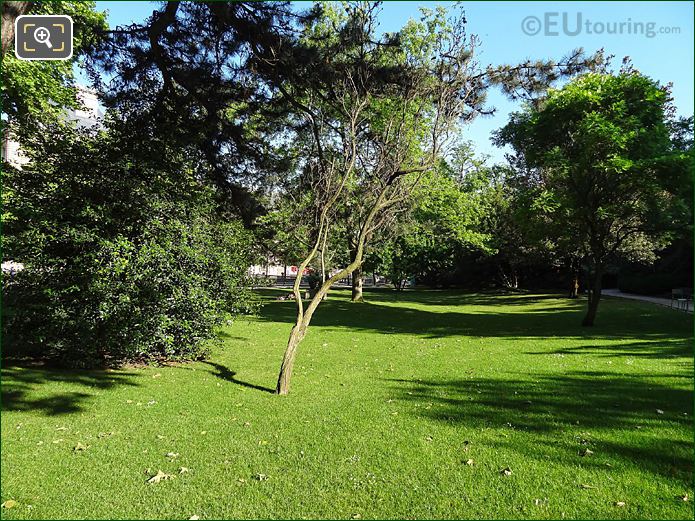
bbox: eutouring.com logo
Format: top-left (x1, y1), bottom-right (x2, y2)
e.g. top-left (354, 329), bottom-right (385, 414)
top-left (521, 12), bottom-right (681, 38)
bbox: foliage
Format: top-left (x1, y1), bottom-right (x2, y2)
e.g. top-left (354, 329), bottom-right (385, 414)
top-left (1, 1), bottom-right (107, 125)
top-left (86, 1), bottom-right (303, 223)
top-left (2, 121), bottom-right (255, 365)
top-left (618, 272), bottom-right (688, 296)
top-left (495, 71), bottom-right (686, 324)
top-left (373, 149), bottom-right (491, 289)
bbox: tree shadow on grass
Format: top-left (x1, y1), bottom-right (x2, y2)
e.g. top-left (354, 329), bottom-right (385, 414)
top-left (385, 372), bottom-right (694, 485)
top-left (526, 339), bottom-right (693, 361)
top-left (1, 364), bottom-right (139, 416)
top-left (256, 292), bottom-right (689, 343)
top-left (199, 361), bottom-right (275, 394)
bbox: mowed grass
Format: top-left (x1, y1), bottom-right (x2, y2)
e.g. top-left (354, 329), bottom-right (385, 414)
top-left (1, 289), bottom-right (693, 519)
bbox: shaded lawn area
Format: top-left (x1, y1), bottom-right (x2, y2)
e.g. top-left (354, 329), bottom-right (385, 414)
top-left (1, 289), bottom-right (692, 519)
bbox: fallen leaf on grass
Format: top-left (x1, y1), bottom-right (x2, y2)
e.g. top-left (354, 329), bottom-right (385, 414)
top-left (579, 484), bottom-right (595, 489)
top-left (679, 494), bottom-right (689, 502)
top-left (146, 470), bottom-right (173, 484)
top-left (615, 501), bottom-right (625, 507)
top-left (189, 516), bottom-right (200, 520)
top-left (147, 400), bottom-right (157, 406)
top-left (578, 448), bottom-right (594, 457)
top-left (425, 436), bottom-right (433, 442)
top-left (74, 442), bottom-right (88, 452)
top-left (254, 473), bottom-right (268, 481)
top-left (179, 467), bottom-right (190, 474)
top-left (258, 440), bottom-right (268, 446)
top-left (500, 467), bottom-right (512, 476)
top-left (464, 459), bottom-right (474, 466)
top-left (165, 452), bottom-right (179, 459)
top-left (98, 432), bottom-right (114, 438)
top-left (52, 439), bottom-right (64, 444)
top-left (156, 435), bottom-right (166, 440)
top-left (1, 500), bottom-right (18, 509)
top-left (55, 426), bottom-right (68, 431)
top-left (351, 514), bottom-right (361, 519)
top-left (152, 373), bottom-right (162, 379)
top-left (126, 400), bottom-right (134, 404)
top-left (237, 478), bottom-right (246, 484)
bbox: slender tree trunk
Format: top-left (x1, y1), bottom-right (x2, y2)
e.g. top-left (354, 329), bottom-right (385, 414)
top-left (351, 266), bottom-right (363, 302)
top-left (276, 324), bottom-right (306, 395)
top-left (348, 246), bottom-right (364, 302)
top-left (275, 167), bottom-right (395, 394)
top-left (582, 266), bottom-right (603, 326)
top-left (569, 272), bottom-right (579, 298)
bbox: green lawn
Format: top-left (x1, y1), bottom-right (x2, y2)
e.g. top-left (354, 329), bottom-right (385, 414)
top-left (1, 289), bottom-right (693, 519)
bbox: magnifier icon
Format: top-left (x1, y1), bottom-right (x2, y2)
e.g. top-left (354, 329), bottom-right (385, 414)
top-left (33, 26), bottom-right (52, 48)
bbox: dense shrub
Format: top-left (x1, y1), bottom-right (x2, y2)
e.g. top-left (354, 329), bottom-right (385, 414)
top-left (2, 122), bottom-right (255, 366)
top-left (618, 272), bottom-right (688, 296)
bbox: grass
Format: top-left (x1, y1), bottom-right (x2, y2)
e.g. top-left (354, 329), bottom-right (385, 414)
top-left (1, 289), bottom-right (693, 519)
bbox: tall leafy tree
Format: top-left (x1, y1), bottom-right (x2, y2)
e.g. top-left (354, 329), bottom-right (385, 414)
top-left (495, 71), bottom-right (687, 326)
top-left (87, 1), bottom-right (307, 223)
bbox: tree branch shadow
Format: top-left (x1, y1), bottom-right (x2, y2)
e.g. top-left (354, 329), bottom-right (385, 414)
top-left (385, 371), bottom-right (694, 485)
top-left (200, 361), bottom-right (275, 394)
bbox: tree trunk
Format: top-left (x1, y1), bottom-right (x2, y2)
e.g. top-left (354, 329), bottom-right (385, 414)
top-left (582, 267), bottom-right (602, 326)
top-left (275, 324), bottom-right (306, 395)
top-left (351, 266), bottom-right (363, 302)
top-left (569, 272), bottom-right (579, 298)
top-left (2, 2), bottom-right (31, 57)
top-left (349, 245), bottom-right (363, 302)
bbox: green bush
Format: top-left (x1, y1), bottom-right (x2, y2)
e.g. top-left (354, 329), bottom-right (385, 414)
top-left (2, 122), bottom-right (255, 366)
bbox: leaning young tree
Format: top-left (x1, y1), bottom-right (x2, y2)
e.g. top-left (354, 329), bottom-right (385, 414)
top-left (258, 4), bottom-right (493, 394)
top-left (257, 3), bottom-right (605, 394)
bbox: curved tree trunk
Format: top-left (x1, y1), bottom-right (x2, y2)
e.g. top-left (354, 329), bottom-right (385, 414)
top-left (275, 324), bottom-right (306, 395)
top-left (275, 179), bottom-right (391, 394)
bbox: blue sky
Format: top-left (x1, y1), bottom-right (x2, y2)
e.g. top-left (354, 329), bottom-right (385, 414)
top-left (91, 1), bottom-right (694, 162)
